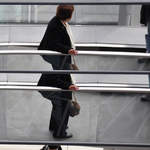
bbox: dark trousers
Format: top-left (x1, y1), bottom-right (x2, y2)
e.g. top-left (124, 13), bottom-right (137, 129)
top-left (49, 59), bottom-right (72, 136)
top-left (49, 94), bottom-right (70, 136)
top-left (146, 22), bottom-right (150, 87)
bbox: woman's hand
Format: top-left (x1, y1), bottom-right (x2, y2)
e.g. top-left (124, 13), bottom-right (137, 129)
top-left (68, 49), bottom-right (78, 55)
top-left (69, 84), bottom-right (79, 91)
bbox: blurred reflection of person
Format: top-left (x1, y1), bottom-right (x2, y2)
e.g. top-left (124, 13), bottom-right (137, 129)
top-left (38, 5), bottom-right (79, 139)
top-left (140, 5), bottom-right (150, 101)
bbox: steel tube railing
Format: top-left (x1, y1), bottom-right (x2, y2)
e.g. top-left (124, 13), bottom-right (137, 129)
top-left (0, 81), bottom-right (147, 87)
top-left (0, 141), bottom-right (150, 148)
top-left (0, 85), bottom-right (150, 93)
top-left (0, 50), bottom-right (149, 57)
top-left (0, 0), bottom-right (150, 5)
top-left (1, 70), bottom-right (150, 75)
top-left (0, 42), bottom-right (145, 49)
top-left (0, 42), bottom-right (39, 47)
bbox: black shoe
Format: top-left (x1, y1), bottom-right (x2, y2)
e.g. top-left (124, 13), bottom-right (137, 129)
top-left (53, 132), bottom-right (73, 139)
top-left (141, 96), bottom-right (150, 101)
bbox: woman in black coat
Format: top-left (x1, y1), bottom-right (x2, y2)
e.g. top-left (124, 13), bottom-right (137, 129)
top-left (38, 5), bottom-right (78, 140)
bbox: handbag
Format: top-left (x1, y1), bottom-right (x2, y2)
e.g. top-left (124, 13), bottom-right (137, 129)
top-left (69, 92), bottom-right (80, 117)
top-left (61, 55), bottom-right (80, 117)
top-left (69, 56), bottom-right (80, 117)
top-left (70, 55), bottom-right (79, 70)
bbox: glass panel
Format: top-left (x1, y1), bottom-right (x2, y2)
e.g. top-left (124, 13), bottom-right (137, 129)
top-left (0, 4), bottom-right (144, 26)
top-left (0, 5), bottom-right (119, 24)
top-left (0, 5), bottom-right (22, 23)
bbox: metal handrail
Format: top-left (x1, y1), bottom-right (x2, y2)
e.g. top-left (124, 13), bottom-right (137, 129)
top-left (1, 70), bottom-right (150, 74)
top-left (0, 81), bottom-right (147, 87)
top-left (0, 0), bottom-right (150, 5)
top-left (0, 50), bottom-right (149, 57)
top-left (0, 42), bottom-right (39, 47)
top-left (1, 140), bottom-right (150, 147)
top-left (0, 85), bottom-right (150, 93)
top-left (0, 42), bottom-right (145, 49)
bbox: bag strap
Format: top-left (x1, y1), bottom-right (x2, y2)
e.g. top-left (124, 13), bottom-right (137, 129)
top-left (61, 55), bottom-right (77, 68)
top-left (72, 91), bottom-right (77, 102)
top-left (72, 55), bottom-right (77, 65)
top-left (61, 55), bottom-right (78, 100)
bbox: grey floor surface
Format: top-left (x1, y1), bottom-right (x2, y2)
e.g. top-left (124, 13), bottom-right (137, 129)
top-left (0, 91), bottom-right (150, 145)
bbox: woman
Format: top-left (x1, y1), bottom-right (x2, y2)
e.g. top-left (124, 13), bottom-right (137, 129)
top-left (140, 5), bottom-right (150, 52)
top-left (38, 5), bottom-right (78, 139)
top-left (140, 5), bottom-right (150, 101)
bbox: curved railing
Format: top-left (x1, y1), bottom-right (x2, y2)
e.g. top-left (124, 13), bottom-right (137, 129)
top-left (0, 50), bottom-right (149, 57)
top-left (0, 85), bottom-right (150, 94)
top-left (0, 42), bottom-right (145, 49)
top-left (0, 0), bottom-right (149, 5)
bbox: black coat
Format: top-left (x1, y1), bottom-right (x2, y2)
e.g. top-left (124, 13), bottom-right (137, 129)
top-left (38, 16), bottom-right (73, 100)
top-left (140, 5), bottom-right (150, 25)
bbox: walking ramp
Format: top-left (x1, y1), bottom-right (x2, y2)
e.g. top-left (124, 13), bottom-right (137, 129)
top-left (0, 50), bottom-right (150, 147)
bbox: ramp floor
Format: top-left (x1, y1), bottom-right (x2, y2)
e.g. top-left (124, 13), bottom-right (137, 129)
top-left (0, 47), bottom-right (150, 145)
top-left (0, 90), bottom-right (150, 145)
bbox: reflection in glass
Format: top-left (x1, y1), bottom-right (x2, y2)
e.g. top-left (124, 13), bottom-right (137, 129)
top-left (0, 5), bottom-right (143, 26)
top-left (0, 5), bottom-right (119, 25)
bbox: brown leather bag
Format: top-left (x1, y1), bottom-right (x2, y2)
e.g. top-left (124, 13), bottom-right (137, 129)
top-left (62, 55), bottom-right (80, 117)
top-left (69, 92), bottom-right (80, 117)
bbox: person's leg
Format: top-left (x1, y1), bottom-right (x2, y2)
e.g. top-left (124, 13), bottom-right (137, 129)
top-left (52, 100), bottom-right (70, 137)
top-left (56, 99), bottom-right (70, 136)
top-left (48, 145), bottom-right (61, 150)
top-left (141, 74), bottom-right (150, 101)
top-left (41, 145), bottom-right (61, 150)
top-left (145, 22), bottom-right (150, 53)
top-left (47, 88), bottom-right (72, 138)
top-left (148, 22), bottom-right (150, 36)
top-left (141, 73), bottom-right (150, 101)
top-left (49, 57), bottom-right (72, 137)
top-left (48, 63), bottom-right (59, 131)
top-left (54, 92), bottom-right (72, 138)
top-left (49, 106), bottom-right (57, 131)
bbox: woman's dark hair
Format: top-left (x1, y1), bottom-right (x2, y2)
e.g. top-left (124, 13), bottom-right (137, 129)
top-left (56, 5), bottom-right (74, 21)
